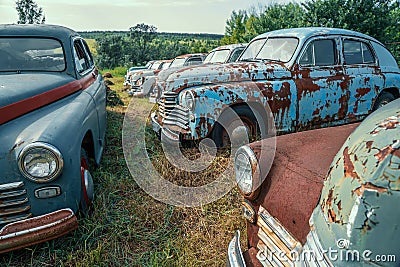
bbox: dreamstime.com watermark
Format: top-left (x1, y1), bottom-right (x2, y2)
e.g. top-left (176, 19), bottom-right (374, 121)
top-left (122, 82), bottom-right (276, 207)
top-left (257, 238), bottom-right (397, 264)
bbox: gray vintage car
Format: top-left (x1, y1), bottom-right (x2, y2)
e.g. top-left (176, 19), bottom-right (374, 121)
top-left (228, 98), bottom-right (400, 266)
top-left (0, 24), bottom-right (106, 253)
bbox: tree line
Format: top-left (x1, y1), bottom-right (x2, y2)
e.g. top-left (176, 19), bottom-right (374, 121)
top-left (94, 24), bottom-right (222, 69)
top-left (221, 0), bottom-right (399, 63)
top-left (12, 0), bottom-right (400, 67)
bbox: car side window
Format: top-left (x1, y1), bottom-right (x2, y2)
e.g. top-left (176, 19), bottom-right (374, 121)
top-left (343, 39), bottom-right (375, 65)
top-left (73, 39), bottom-right (91, 74)
top-left (300, 39), bottom-right (336, 66)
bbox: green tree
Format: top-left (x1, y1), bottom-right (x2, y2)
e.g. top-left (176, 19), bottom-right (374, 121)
top-left (128, 23), bottom-right (158, 65)
top-left (222, 3), bottom-right (306, 44)
top-left (15, 0), bottom-right (45, 24)
top-left (96, 34), bottom-right (126, 69)
top-left (221, 10), bottom-right (249, 44)
top-left (384, 1), bottom-right (400, 63)
top-left (303, 0), bottom-right (395, 42)
top-left (252, 3), bottom-right (306, 34)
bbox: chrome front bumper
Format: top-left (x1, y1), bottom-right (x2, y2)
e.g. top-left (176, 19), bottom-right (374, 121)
top-left (151, 112), bottom-right (162, 134)
top-left (227, 230), bottom-right (246, 267)
top-left (151, 112), bottom-right (180, 143)
top-left (0, 208), bottom-right (78, 254)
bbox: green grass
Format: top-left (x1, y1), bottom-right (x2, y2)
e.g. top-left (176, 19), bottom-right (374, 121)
top-left (0, 71), bottom-right (246, 266)
top-left (100, 67), bottom-right (128, 77)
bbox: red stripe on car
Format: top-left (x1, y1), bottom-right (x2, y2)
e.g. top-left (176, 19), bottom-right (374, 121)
top-left (0, 71), bottom-right (97, 125)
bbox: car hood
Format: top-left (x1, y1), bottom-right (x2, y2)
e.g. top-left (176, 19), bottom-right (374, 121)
top-left (160, 61), bottom-right (290, 93)
top-left (0, 90), bottom-right (86, 182)
top-left (131, 69), bottom-right (161, 81)
top-left (0, 73), bottom-right (76, 108)
top-left (320, 98), bottom-right (400, 226)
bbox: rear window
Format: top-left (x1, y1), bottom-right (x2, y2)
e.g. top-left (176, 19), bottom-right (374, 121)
top-left (0, 38), bottom-right (65, 72)
top-left (344, 39), bottom-right (375, 65)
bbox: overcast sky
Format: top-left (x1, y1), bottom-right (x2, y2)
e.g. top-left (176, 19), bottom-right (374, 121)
top-left (0, 0), bottom-right (297, 34)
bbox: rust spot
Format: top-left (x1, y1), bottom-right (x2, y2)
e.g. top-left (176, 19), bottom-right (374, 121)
top-left (338, 92), bottom-right (349, 119)
top-left (355, 87), bottom-right (371, 98)
top-left (374, 144), bottom-right (399, 162)
top-left (328, 208), bottom-right (336, 223)
top-left (353, 182), bottom-right (388, 196)
top-left (394, 148), bottom-right (400, 159)
top-left (343, 147), bottom-right (360, 180)
top-left (312, 108), bottom-right (320, 116)
top-left (366, 141), bottom-right (374, 150)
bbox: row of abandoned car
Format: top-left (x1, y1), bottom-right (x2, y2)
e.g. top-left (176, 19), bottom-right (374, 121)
top-left (0, 23), bottom-right (399, 266)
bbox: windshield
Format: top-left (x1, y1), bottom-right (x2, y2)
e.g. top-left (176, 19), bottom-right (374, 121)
top-left (257, 38), bottom-right (298, 62)
top-left (205, 49), bottom-right (230, 64)
top-left (161, 62), bottom-right (171, 70)
top-left (239, 38), bottom-right (265, 61)
top-left (0, 38), bottom-right (65, 72)
top-left (239, 37), bottom-right (298, 63)
top-left (151, 62), bottom-right (162, 70)
top-left (203, 52), bottom-right (214, 64)
top-left (169, 58), bottom-right (186, 68)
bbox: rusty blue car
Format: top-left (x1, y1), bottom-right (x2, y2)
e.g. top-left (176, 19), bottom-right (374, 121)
top-left (151, 27), bottom-right (400, 147)
top-left (0, 24), bottom-right (106, 253)
top-left (228, 97), bottom-right (399, 266)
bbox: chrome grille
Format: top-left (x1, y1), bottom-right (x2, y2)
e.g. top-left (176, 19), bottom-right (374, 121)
top-left (0, 182), bottom-right (31, 225)
top-left (256, 206), bottom-right (302, 267)
top-left (302, 230), bottom-right (333, 267)
top-left (159, 92), bottom-right (189, 130)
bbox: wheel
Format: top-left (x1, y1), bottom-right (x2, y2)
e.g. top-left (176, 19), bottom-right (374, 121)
top-left (79, 148), bottom-right (94, 216)
top-left (373, 91), bottom-right (395, 111)
top-left (211, 106), bottom-right (261, 148)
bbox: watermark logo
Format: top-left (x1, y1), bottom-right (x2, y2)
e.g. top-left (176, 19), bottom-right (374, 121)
top-left (256, 237), bottom-right (397, 264)
top-left (122, 81), bottom-right (276, 207)
top-left (336, 238), bottom-right (351, 249)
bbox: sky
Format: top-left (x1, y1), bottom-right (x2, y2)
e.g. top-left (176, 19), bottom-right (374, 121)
top-left (0, 0), bottom-right (295, 34)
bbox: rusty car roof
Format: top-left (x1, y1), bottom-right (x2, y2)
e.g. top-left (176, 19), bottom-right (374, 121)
top-left (175, 53), bottom-right (206, 59)
top-left (0, 24), bottom-right (80, 40)
top-left (254, 27), bottom-right (382, 44)
top-left (210, 43), bottom-right (247, 52)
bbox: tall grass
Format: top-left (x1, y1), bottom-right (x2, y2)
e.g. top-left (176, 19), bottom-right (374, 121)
top-left (0, 71), bottom-right (246, 266)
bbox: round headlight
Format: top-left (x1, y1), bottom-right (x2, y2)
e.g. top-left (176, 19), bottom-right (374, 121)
top-left (182, 90), bottom-right (195, 111)
top-left (18, 143), bottom-right (64, 183)
top-left (234, 145), bottom-right (259, 195)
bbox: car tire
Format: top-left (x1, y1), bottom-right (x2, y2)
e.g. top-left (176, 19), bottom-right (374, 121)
top-left (373, 91), bottom-right (396, 111)
top-left (79, 148), bottom-right (94, 216)
top-left (211, 106), bottom-right (261, 149)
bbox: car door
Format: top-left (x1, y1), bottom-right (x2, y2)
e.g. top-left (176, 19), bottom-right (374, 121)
top-left (296, 36), bottom-right (347, 129)
top-left (73, 38), bottom-right (106, 145)
top-left (342, 38), bottom-right (383, 117)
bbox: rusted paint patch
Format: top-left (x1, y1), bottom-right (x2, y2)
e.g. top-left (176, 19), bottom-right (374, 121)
top-left (374, 143), bottom-right (400, 162)
top-left (343, 147), bottom-right (360, 180)
top-left (352, 182), bottom-right (388, 196)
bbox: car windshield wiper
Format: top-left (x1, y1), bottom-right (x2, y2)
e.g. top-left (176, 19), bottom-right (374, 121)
top-left (260, 58), bottom-right (284, 63)
top-left (239, 58), bottom-right (261, 62)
